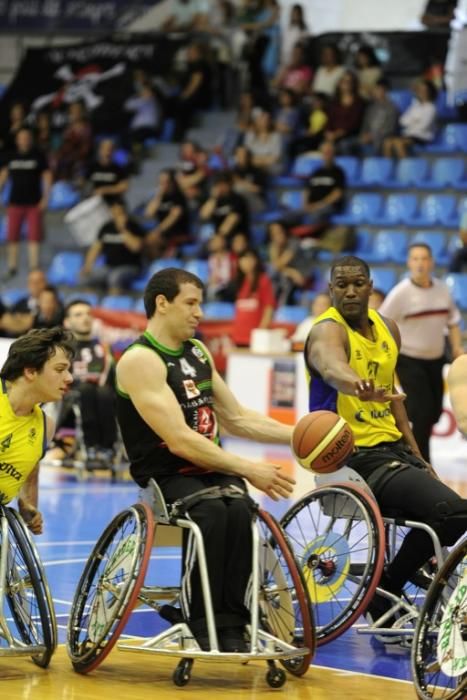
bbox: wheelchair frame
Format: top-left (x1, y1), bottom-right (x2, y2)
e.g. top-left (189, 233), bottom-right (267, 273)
top-left (0, 503), bottom-right (57, 667)
top-left (67, 480), bottom-right (316, 687)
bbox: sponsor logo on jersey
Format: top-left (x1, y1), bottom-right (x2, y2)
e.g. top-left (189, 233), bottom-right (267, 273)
top-left (0, 462), bottom-right (22, 481)
top-left (28, 428), bottom-right (37, 445)
top-left (192, 346), bottom-right (207, 363)
top-left (183, 379), bottom-right (201, 399)
top-left (0, 433), bottom-right (12, 452)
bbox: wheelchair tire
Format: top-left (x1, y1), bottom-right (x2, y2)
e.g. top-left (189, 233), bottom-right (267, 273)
top-left (411, 538), bottom-right (467, 700)
top-left (257, 509), bottom-right (315, 676)
top-left (3, 507), bottom-right (57, 668)
top-left (280, 484), bottom-right (385, 646)
top-left (67, 502), bottom-right (154, 673)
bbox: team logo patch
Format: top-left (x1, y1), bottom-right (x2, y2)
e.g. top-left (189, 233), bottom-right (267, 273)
top-left (0, 433), bottom-right (12, 452)
top-left (192, 346), bottom-right (207, 363)
top-left (183, 380), bottom-right (201, 399)
top-left (28, 428), bottom-right (37, 445)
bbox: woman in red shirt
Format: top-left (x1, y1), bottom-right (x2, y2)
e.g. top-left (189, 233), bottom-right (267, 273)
top-left (231, 249), bottom-right (276, 347)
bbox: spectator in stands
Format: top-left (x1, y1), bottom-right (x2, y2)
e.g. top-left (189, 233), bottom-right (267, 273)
top-left (60, 299), bottom-right (118, 462)
top-left (280, 3), bottom-right (310, 68)
top-left (304, 140), bottom-right (346, 228)
top-left (52, 101), bottom-right (92, 184)
top-left (266, 220), bottom-right (309, 304)
top-left (368, 287), bottom-right (386, 310)
top-left (274, 88), bottom-right (301, 147)
top-left (448, 209), bottom-right (467, 272)
top-left (34, 111), bottom-right (56, 163)
top-left (244, 109), bottom-right (283, 175)
top-left (87, 139), bottom-right (129, 206)
top-left (358, 78), bottom-right (399, 155)
top-left (0, 127), bottom-right (52, 278)
top-left (0, 102), bottom-right (27, 152)
top-left (232, 144), bottom-right (267, 212)
top-left (175, 140), bottom-right (209, 209)
top-left (32, 285), bottom-right (65, 329)
top-left (235, 0), bottom-right (281, 98)
top-left (1, 269), bottom-right (47, 337)
top-left (288, 91), bottom-right (328, 160)
top-left (290, 291), bottom-right (331, 348)
top-left (80, 201), bottom-right (146, 294)
top-left (379, 242), bottom-right (464, 463)
top-left (161, 0), bottom-right (209, 31)
top-left (200, 171), bottom-right (250, 242)
top-left (421, 1), bottom-right (456, 88)
top-left (311, 43), bottom-right (346, 98)
top-left (231, 248), bottom-right (276, 347)
top-left (231, 230), bottom-right (250, 258)
top-left (383, 79), bottom-right (437, 158)
top-left (272, 44), bottom-right (313, 98)
top-left (324, 71), bottom-right (366, 154)
top-left (354, 46), bottom-right (383, 100)
top-left (123, 78), bottom-right (161, 155)
top-left (144, 168), bottom-right (190, 259)
top-left (206, 234), bottom-right (237, 301)
top-left (164, 41), bottom-right (213, 142)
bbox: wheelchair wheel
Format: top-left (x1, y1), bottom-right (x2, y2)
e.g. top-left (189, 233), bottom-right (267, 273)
top-left (257, 509), bottom-right (315, 676)
top-left (3, 507), bottom-right (56, 668)
top-left (67, 502), bottom-right (154, 673)
top-left (411, 539), bottom-right (467, 700)
top-left (280, 484), bottom-right (385, 645)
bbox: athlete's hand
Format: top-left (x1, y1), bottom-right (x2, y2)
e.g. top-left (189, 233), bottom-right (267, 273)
top-left (19, 503), bottom-right (43, 534)
top-left (247, 463), bottom-right (295, 501)
top-left (354, 379), bottom-right (406, 403)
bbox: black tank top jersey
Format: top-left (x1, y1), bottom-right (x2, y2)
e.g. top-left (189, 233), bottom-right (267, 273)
top-left (116, 331), bottom-right (220, 486)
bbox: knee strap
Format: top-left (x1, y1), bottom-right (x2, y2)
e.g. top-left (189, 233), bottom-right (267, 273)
top-left (170, 485), bottom-right (257, 519)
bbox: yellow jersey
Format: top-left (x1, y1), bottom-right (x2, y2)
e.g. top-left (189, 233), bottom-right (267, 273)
top-left (306, 307), bottom-right (402, 447)
top-left (0, 379), bottom-right (47, 505)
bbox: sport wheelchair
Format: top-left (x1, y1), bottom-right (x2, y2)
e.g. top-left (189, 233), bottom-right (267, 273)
top-left (0, 503), bottom-right (57, 666)
top-left (66, 480), bottom-right (316, 687)
top-left (280, 467), bottom-right (448, 648)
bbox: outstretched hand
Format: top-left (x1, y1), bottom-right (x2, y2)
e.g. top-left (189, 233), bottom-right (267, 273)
top-left (247, 463), bottom-right (296, 501)
top-left (354, 379), bottom-right (406, 403)
top-left (18, 503), bottom-right (43, 534)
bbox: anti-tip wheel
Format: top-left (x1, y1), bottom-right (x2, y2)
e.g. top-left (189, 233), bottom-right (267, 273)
top-left (266, 667), bottom-right (286, 688)
top-left (173, 659), bottom-right (193, 687)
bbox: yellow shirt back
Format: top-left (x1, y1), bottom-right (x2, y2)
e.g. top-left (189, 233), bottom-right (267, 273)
top-left (306, 307), bottom-right (402, 446)
top-left (0, 379), bottom-right (46, 505)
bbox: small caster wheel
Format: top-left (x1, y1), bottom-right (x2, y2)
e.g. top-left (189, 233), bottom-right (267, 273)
top-left (266, 668), bottom-right (286, 688)
top-left (173, 659), bottom-right (192, 686)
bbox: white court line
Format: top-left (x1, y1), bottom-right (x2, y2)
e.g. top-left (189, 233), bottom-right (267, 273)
top-left (43, 553), bottom-right (181, 566)
top-left (36, 541), bottom-right (99, 547)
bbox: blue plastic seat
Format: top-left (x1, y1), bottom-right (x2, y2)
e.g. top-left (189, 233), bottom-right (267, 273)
top-left (272, 156), bottom-right (321, 188)
top-left (202, 301), bottom-right (235, 320)
top-left (444, 273), bottom-right (467, 310)
top-left (391, 158), bottom-right (430, 188)
top-left (48, 181), bottom-right (80, 210)
top-left (427, 158), bottom-right (465, 188)
top-left (185, 259), bottom-right (209, 284)
top-left (335, 156), bottom-right (360, 185)
top-left (47, 252), bottom-right (84, 286)
top-left (274, 305), bottom-right (308, 324)
top-left (370, 267), bottom-right (398, 295)
top-left (100, 295), bottom-right (134, 311)
top-left (279, 190), bottom-right (306, 211)
top-left (416, 194), bottom-right (458, 226)
top-left (367, 230), bottom-right (408, 264)
top-left (354, 229), bottom-right (373, 256)
top-left (389, 90), bottom-right (412, 114)
top-left (147, 258), bottom-right (181, 276)
top-left (376, 194), bottom-right (419, 225)
top-left (133, 297), bottom-right (146, 314)
top-left (436, 90), bottom-right (457, 120)
top-left (1, 288), bottom-right (28, 307)
top-left (1, 179), bottom-right (11, 206)
top-left (65, 291), bottom-right (99, 307)
top-left (333, 193), bottom-right (383, 225)
top-left (412, 231), bottom-right (448, 264)
top-left (113, 148), bottom-right (132, 168)
top-left (359, 157), bottom-right (394, 186)
top-left (425, 124), bottom-right (467, 153)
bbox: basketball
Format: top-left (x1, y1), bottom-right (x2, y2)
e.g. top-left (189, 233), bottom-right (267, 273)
top-left (292, 410), bottom-right (354, 473)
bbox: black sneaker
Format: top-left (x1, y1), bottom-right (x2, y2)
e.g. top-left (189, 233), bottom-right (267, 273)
top-left (218, 626), bottom-right (248, 653)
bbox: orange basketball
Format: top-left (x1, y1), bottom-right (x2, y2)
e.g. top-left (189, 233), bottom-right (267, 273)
top-left (292, 410), bottom-right (354, 473)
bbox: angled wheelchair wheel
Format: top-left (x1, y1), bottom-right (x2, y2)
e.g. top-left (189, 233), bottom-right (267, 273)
top-left (3, 507), bottom-right (57, 668)
top-left (280, 484), bottom-right (385, 645)
top-left (411, 539), bottom-right (467, 700)
top-left (67, 502), bottom-right (154, 673)
top-left (257, 509), bottom-right (315, 676)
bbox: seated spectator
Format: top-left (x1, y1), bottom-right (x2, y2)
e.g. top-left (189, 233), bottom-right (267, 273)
top-left (304, 140), bottom-right (346, 228)
top-left (290, 291), bottom-right (331, 348)
top-left (144, 168), bottom-right (190, 259)
top-left (34, 111), bottom-right (57, 163)
top-left (52, 101), bottom-right (92, 183)
top-left (324, 71), bottom-right (366, 154)
top-left (200, 171), bottom-right (250, 242)
top-left (0, 102), bottom-right (27, 152)
top-left (206, 234), bottom-right (237, 301)
top-left (87, 139), bottom-right (129, 206)
top-left (32, 285), bottom-right (65, 329)
top-left (383, 79), bottom-right (437, 158)
top-left (358, 78), bottom-right (399, 155)
top-left (231, 230), bottom-right (250, 258)
top-left (230, 248), bottom-right (276, 347)
top-left (232, 144), bottom-right (267, 212)
top-left (369, 287), bottom-right (386, 310)
top-left (274, 88), bottom-right (301, 145)
top-left (354, 46), bottom-right (383, 100)
top-left (311, 43), bottom-right (346, 98)
top-left (175, 140), bottom-right (209, 209)
top-left (272, 44), bottom-right (313, 98)
top-left (123, 78), bottom-right (161, 155)
top-left (235, 0), bottom-right (281, 97)
top-left (288, 91), bottom-right (328, 160)
top-left (280, 3), bottom-right (310, 68)
top-left (221, 90), bottom-right (259, 157)
top-left (80, 201), bottom-right (146, 294)
top-left (57, 299), bottom-right (118, 462)
top-left (266, 220), bottom-right (310, 304)
top-left (1, 269), bottom-right (48, 337)
top-left (449, 210), bottom-right (467, 272)
top-left (244, 109), bottom-right (283, 175)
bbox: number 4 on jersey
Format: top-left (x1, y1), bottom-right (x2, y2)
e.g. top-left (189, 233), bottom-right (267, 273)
top-left (179, 357), bottom-right (197, 378)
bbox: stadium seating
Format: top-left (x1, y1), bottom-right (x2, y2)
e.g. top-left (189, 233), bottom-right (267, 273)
top-left (65, 292), bottom-right (99, 307)
top-left (332, 193), bottom-right (383, 225)
top-left (375, 193), bottom-right (418, 225)
top-left (274, 305), bottom-right (309, 323)
top-left (47, 181), bottom-right (80, 210)
top-left (424, 123), bottom-right (467, 154)
top-left (202, 301), bottom-right (235, 320)
top-left (335, 156), bottom-right (360, 186)
top-left (369, 267), bottom-right (398, 294)
top-left (444, 273), bottom-right (467, 310)
top-left (185, 259), bottom-right (209, 283)
top-left (1, 288), bottom-right (28, 307)
top-left (366, 230), bottom-right (408, 264)
top-left (415, 194), bottom-right (458, 227)
top-left (427, 157), bottom-right (465, 188)
top-left (47, 251), bottom-right (84, 286)
top-left (412, 231), bottom-right (449, 265)
top-left (359, 157), bottom-right (394, 187)
top-left (389, 89), bottom-right (412, 114)
top-left (389, 157), bottom-right (430, 188)
top-left (100, 295), bottom-right (134, 311)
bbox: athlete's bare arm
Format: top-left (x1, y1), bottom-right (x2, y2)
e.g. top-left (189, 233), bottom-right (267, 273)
top-left (117, 347), bottom-right (295, 501)
top-left (448, 354), bottom-right (467, 436)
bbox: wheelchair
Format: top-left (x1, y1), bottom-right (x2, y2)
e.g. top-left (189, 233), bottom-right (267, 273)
top-left (411, 536), bottom-right (467, 699)
top-left (280, 467), bottom-right (447, 648)
top-left (0, 503), bottom-right (57, 667)
top-left (66, 480), bottom-right (316, 687)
